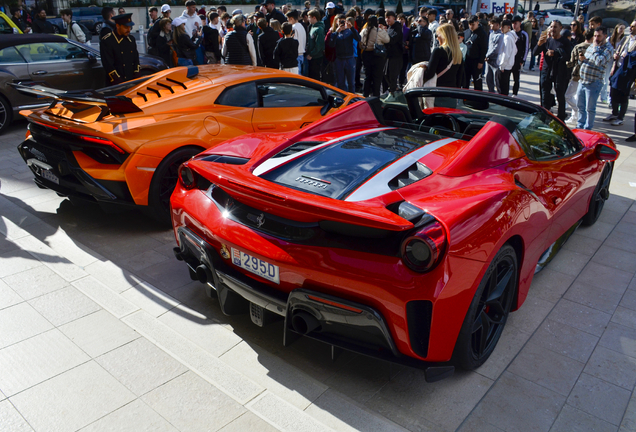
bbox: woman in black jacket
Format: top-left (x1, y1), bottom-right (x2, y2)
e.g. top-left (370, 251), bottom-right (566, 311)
top-left (172, 17), bottom-right (201, 66)
top-left (155, 18), bottom-right (174, 67)
top-left (423, 23), bottom-right (465, 106)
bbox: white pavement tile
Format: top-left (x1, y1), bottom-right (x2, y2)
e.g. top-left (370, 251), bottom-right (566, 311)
top-left (59, 310), bottom-right (139, 358)
top-left (142, 371), bottom-right (246, 432)
top-left (84, 261), bottom-right (137, 294)
top-left (23, 221), bottom-right (102, 267)
top-left (14, 235), bottom-right (88, 282)
top-left (0, 249), bottom-right (43, 279)
top-left (304, 389), bottom-right (408, 432)
top-left (28, 286), bottom-right (101, 326)
top-left (0, 302), bottom-right (53, 350)
top-left (0, 399), bottom-right (33, 432)
top-left (2, 265), bottom-right (69, 300)
top-left (218, 412), bottom-right (280, 432)
top-left (79, 399), bottom-right (177, 432)
top-left (0, 279), bottom-right (23, 310)
top-left (0, 329), bottom-right (90, 397)
top-left (219, 341), bottom-right (328, 410)
top-left (247, 391), bottom-right (333, 432)
top-left (72, 276), bottom-right (139, 319)
top-left (157, 304), bottom-right (243, 357)
top-left (123, 310), bottom-right (263, 405)
top-left (96, 338), bottom-right (188, 397)
top-left (10, 361), bottom-right (136, 432)
top-left (120, 281), bottom-right (180, 318)
top-left (0, 214), bottom-right (31, 240)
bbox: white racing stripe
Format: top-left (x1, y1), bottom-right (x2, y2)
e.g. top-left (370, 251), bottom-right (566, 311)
top-left (252, 127), bottom-right (394, 177)
top-left (345, 138), bottom-right (457, 202)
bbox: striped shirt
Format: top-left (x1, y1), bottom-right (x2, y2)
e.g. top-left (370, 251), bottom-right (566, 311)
top-left (578, 41), bottom-right (613, 85)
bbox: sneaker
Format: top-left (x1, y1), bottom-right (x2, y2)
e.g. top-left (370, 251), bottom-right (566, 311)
top-left (602, 114), bottom-right (617, 122)
top-left (610, 119), bottom-right (624, 126)
top-left (626, 134), bottom-right (636, 142)
top-left (565, 116), bottom-right (576, 125)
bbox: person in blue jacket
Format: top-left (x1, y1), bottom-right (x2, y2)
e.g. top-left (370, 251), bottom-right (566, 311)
top-left (328, 14), bottom-right (360, 92)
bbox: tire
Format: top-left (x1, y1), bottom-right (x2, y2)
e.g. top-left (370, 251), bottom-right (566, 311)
top-left (52, 25), bottom-right (60, 34)
top-left (452, 244), bottom-right (518, 370)
top-left (0, 94), bottom-right (12, 134)
top-left (94, 23), bottom-right (103, 34)
top-left (147, 146), bottom-right (203, 225)
top-left (581, 163), bottom-right (612, 227)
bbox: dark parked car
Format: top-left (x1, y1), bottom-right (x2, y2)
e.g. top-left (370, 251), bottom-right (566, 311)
top-left (0, 34), bottom-right (167, 133)
top-left (47, 7), bottom-right (104, 35)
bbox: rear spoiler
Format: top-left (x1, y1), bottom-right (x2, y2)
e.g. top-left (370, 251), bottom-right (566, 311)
top-left (10, 83), bottom-right (142, 119)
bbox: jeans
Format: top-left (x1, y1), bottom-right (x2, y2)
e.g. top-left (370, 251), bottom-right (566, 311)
top-left (308, 57), bottom-right (322, 81)
top-left (600, 61), bottom-right (612, 102)
top-left (497, 68), bottom-right (512, 96)
top-left (485, 62), bottom-right (499, 93)
top-left (334, 56), bottom-right (355, 92)
top-left (177, 58), bottom-right (194, 66)
top-left (529, 52), bottom-right (536, 69)
top-left (577, 80), bottom-right (602, 130)
top-left (297, 54), bottom-right (304, 74)
top-left (565, 79), bottom-right (578, 120)
top-left (610, 87), bottom-right (629, 120)
top-left (362, 50), bottom-right (384, 97)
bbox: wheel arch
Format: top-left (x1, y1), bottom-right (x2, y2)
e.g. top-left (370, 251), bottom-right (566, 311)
top-left (126, 143), bottom-right (206, 206)
top-left (504, 234), bottom-right (524, 311)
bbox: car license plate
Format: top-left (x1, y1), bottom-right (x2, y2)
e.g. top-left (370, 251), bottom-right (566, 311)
top-left (41, 169), bottom-right (59, 185)
top-left (231, 248), bottom-right (280, 284)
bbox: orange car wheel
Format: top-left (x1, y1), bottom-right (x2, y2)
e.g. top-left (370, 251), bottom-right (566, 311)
top-left (147, 146), bottom-right (204, 224)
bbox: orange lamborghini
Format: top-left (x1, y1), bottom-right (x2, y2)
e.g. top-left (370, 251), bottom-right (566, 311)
top-left (15, 65), bottom-right (359, 222)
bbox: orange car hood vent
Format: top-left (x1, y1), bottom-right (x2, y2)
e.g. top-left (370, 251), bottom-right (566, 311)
top-left (127, 66), bottom-right (197, 105)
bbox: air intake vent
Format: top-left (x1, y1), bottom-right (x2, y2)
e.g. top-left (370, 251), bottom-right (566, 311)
top-left (272, 141), bottom-right (324, 158)
top-left (388, 162), bottom-right (432, 190)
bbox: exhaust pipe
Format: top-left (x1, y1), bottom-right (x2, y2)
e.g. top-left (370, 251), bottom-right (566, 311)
top-left (195, 264), bottom-right (213, 284)
top-left (291, 311), bottom-right (320, 335)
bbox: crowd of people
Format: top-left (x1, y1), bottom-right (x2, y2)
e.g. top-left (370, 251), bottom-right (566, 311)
top-left (10, 1), bottom-right (635, 140)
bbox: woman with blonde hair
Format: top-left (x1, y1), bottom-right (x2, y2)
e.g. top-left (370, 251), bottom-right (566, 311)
top-left (422, 23), bottom-right (464, 89)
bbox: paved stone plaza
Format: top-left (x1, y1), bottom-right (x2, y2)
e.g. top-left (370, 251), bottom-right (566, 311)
top-left (1, 71), bottom-right (636, 432)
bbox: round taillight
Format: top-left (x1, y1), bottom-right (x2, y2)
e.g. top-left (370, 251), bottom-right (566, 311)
top-left (178, 164), bottom-right (196, 189)
top-left (401, 221), bottom-right (446, 272)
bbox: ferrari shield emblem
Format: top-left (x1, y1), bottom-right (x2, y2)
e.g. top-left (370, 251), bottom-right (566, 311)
top-left (220, 244), bottom-right (230, 259)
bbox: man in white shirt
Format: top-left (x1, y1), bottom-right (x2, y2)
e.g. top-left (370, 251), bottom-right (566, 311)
top-left (497, 19), bottom-right (518, 96)
top-left (181, 0), bottom-right (201, 37)
top-left (286, 10), bottom-right (306, 74)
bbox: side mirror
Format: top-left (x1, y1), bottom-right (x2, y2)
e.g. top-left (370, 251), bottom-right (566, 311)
top-left (87, 53), bottom-right (97, 64)
top-left (595, 143), bottom-right (619, 162)
top-left (320, 95), bottom-right (345, 116)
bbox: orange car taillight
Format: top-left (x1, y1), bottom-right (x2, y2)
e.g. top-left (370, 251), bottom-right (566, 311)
top-left (401, 221), bottom-right (446, 273)
top-left (178, 164), bottom-right (196, 190)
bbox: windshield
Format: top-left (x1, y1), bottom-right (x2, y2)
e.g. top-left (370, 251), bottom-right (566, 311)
top-left (379, 90), bottom-right (582, 160)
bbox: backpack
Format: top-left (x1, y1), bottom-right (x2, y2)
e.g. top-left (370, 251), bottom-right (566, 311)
top-left (69, 21), bottom-right (91, 43)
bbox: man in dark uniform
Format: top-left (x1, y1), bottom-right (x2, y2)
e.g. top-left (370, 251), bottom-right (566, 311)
top-left (463, 15), bottom-right (487, 90)
top-left (100, 13), bottom-right (140, 86)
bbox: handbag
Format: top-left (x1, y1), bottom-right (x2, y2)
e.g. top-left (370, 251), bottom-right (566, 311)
top-left (372, 28), bottom-right (387, 58)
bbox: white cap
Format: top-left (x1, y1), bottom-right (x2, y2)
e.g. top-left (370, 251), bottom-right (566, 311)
top-left (161, 4), bottom-right (171, 13)
top-left (172, 16), bottom-right (186, 27)
top-left (232, 8), bottom-right (243, 15)
top-left (326, 2), bottom-right (335, 8)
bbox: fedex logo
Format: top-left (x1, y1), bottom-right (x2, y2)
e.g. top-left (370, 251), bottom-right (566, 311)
top-left (491, 2), bottom-right (515, 14)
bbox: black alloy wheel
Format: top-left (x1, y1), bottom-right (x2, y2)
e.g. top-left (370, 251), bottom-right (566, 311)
top-left (452, 244), bottom-right (518, 370)
top-left (147, 146), bottom-right (203, 225)
top-left (582, 163), bottom-right (612, 226)
top-left (94, 22), bottom-right (103, 34)
top-left (0, 95), bottom-right (12, 134)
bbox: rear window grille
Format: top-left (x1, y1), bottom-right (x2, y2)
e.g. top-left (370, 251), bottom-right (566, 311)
top-left (388, 162), bottom-right (432, 190)
top-left (272, 141), bottom-right (324, 158)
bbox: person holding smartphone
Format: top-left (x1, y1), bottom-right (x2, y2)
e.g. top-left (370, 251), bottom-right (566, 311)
top-left (328, 14), bottom-right (360, 92)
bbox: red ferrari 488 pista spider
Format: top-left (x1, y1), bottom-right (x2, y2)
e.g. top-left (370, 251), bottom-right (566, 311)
top-left (170, 88), bottom-right (619, 382)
